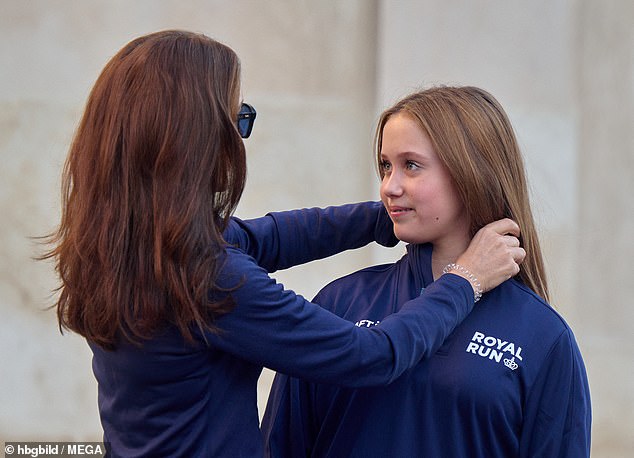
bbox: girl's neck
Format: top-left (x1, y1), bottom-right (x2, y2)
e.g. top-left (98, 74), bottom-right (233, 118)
top-left (430, 237), bottom-right (470, 280)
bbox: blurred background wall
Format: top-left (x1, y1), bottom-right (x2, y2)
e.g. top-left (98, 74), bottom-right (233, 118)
top-left (1, 0), bottom-right (631, 455)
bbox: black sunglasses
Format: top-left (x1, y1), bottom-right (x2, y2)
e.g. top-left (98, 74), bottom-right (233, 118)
top-left (237, 103), bottom-right (256, 138)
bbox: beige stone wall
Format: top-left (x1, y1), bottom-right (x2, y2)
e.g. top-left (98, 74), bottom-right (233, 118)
top-left (1, 0), bottom-right (631, 455)
top-left (577, 1), bottom-right (634, 455)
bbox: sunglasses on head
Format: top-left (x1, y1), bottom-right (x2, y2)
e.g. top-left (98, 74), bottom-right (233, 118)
top-left (237, 103), bottom-right (256, 138)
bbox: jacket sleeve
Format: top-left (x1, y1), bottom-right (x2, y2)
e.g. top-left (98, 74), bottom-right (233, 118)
top-left (261, 284), bottom-right (339, 457)
top-left (206, 247), bottom-right (474, 387)
top-left (520, 328), bottom-right (592, 457)
top-left (261, 374), bottom-right (315, 458)
top-left (222, 201), bottom-right (398, 273)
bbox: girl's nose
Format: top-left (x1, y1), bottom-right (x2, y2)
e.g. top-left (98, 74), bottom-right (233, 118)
top-left (381, 171), bottom-right (403, 198)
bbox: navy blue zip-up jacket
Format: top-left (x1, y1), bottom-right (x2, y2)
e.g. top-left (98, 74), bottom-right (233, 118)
top-left (262, 243), bottom-right (591, 457)
top-left (89, 202), bottom-right (475, 457)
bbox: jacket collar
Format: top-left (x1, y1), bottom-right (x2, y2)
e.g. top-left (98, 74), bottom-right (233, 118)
top-left (404, 243), bottom-right (435, 293)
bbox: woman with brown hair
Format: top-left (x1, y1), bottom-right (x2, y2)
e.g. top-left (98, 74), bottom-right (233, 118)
top-left (44, 31), bottom-right (524, 456)
top-left (263, 86), bottom-right (591, 457)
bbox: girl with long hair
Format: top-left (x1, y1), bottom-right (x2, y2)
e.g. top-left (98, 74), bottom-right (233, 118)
top-left (263, 86), bottom-right (591, 457)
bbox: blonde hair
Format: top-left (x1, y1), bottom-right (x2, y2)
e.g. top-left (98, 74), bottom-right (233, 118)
top-left (375, 86), bottom-right (549, 301)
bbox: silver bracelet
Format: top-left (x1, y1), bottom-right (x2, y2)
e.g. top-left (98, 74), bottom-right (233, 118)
top-left (442, 263), bottom-right (483, 303)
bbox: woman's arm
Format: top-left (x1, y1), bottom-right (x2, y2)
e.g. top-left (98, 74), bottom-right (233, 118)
top-left (210, 218), bottom-right (524, 386)
top-left (206, 247), bottom-right (473, 387)
top-left (223, 202), bottom-right (397, 272)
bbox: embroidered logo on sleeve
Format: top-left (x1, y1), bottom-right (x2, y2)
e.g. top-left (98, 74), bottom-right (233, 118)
top-left (466, 331), bottom-right (524, 371)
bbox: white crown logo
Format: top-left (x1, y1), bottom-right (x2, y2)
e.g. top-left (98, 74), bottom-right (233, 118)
top-left (504, 356), bottom-right (519, 370)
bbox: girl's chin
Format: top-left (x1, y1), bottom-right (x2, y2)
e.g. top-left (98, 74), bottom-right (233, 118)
top-left (394, 230), bottom-right (427, 245)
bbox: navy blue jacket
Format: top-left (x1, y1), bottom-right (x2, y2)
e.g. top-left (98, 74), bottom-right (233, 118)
top-left (89, 203), bottom-right (475, 457)
top-left (262, 243), bottom-right (591, 457)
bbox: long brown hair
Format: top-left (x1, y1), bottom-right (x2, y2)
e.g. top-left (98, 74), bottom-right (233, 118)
top-left (41, 30), bottom-right (247, 349)
top-left (375, 86), bottom-right (549, 301)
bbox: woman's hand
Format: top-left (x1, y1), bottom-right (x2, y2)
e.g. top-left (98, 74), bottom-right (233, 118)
top-left (453, 218), bottom-right (526, 293)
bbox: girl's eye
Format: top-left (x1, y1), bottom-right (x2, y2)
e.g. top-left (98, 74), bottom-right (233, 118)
top-left (405, 160), bottom-right (420, 170)
top-left (380, 160), bottom-right (392, 172)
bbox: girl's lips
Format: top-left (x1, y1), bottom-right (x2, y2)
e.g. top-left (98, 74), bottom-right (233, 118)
top-left (388, 206), bottom-right (413, 217)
